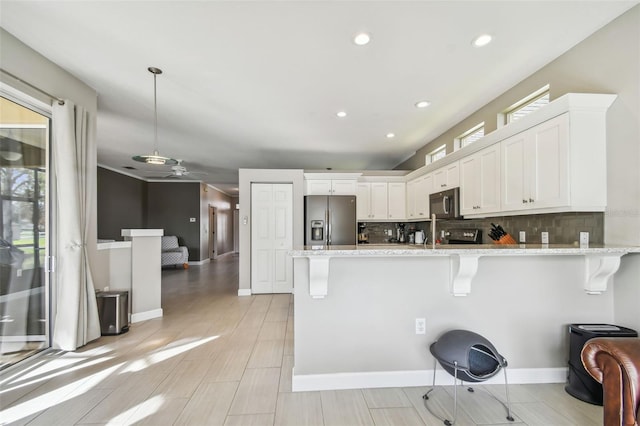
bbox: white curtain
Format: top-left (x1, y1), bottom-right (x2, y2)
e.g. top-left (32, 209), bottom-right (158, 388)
top-left (51, 101), bottom-right (100, 351)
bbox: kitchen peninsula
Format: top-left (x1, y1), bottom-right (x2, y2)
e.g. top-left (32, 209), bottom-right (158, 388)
top-left (290, 244), bottom-right (640, 392)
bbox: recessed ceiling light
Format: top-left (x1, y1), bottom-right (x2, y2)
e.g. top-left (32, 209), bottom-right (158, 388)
top-left (336, 111), bottom-right (347, 118)
top-left (354, 32), bottom-right (371, 46)
top-left (472, 34), bottom-right (492, 47)
top-left (386, 133), bottom-right (395, 139)
top-left (415, 100), bottom-right (431, 108)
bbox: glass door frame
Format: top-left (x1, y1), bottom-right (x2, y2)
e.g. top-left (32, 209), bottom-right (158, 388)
top-left (0, 83), bottom-right (53, 367)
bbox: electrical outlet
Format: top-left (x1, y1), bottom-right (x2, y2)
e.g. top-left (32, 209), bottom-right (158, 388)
top-left (541, 232), bottom-right (549, 244)
top-left (580, 232), bottom-right (589, 246)
top-left (415, 318), bottom-right (426, 335)
top-left (519, 231), bottom-right (526, 243)
top-left (190, 217), bottom-right (196, 223)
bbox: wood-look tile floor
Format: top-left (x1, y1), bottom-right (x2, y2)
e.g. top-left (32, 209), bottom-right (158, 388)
top-left (0, 254), bottom-right (603, 425)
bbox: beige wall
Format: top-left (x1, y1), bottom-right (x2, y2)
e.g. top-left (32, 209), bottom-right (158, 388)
top-left (396, 5), bottom-right (640, 246)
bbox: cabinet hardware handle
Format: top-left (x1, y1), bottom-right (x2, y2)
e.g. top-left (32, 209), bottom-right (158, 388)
top-left (523, 199), bottom-right (528, 203)
top-left (529, 198), bottom-right (534, 202)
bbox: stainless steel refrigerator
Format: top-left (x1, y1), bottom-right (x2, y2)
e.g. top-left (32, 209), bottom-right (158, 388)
top-left (304, 195), bottom-right (356, 247)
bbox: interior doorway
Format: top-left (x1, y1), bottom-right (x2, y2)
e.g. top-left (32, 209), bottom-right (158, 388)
top-left (208, 205), bottom-right (217, 260)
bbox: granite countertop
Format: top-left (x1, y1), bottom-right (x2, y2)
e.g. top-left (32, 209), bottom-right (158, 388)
top-left (290, 243), bottom-right (640, 257)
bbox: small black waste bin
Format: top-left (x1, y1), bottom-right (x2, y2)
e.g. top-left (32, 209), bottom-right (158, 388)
top-left (96, 290), bottom-right (129, 335)
top-left (565, 323), bottom-right (637, 405)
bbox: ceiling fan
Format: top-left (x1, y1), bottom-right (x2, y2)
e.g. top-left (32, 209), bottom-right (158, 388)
top-left (147, 160), bottom-right (206, 179)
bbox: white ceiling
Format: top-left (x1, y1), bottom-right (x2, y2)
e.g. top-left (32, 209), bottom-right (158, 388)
top-left (1, 1), bottom-right (637, 195)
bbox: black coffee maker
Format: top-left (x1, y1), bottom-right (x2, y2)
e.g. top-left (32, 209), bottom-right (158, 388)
top-left (397, 223), bottom-right (406, 243)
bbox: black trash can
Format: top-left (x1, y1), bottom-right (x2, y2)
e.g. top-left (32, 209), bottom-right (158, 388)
top-left (565, 323), bottom-right (637, 405)
top-left (96, 290), bottom-right (129, 335)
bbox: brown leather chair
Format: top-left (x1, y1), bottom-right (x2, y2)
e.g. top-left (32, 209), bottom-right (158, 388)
top-left (581, 337), bottom-right (640, 426)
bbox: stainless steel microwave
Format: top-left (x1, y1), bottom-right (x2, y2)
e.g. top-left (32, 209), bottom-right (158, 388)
top-left (429, 187), bottom-right (461, 219)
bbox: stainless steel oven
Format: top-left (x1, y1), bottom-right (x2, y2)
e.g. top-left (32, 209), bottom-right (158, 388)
top-left (429, 187), bottom-right (461, 219)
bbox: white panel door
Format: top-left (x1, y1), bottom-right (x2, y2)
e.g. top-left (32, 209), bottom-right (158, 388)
top-left (251, 183), bottom-right (293, 294)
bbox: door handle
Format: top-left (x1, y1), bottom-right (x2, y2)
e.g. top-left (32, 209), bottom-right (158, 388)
top-left (443, 195), bottom-right (449, 214)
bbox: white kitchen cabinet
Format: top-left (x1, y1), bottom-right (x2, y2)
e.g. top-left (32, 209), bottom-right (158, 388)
top-left (414, 174), bottom-right (432, 219)
top-left (501, 113), bottom-right (568, 212)
top-left (357, 182), bottom-right (388, 220)
top-left (406, 179), bottom-right (417, 219)
top-left (305, 179), bottom-right (357, 195)
top-left (460, 144), bottom-right (501, 216)
top-left (433, 161), bottom-right (459, 191)
top-left (387, 182), bottom-right (406, 220)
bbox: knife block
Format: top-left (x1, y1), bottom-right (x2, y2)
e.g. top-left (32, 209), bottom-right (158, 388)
top-left (494, 234), bottom-right (517, 244)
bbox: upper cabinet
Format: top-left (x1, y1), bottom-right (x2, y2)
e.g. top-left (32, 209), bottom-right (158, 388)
top-left (407, 174), bottom-right (433, 220)
top-left (387, 182), bottom-right (406, 220)
top-left (433, 161), bottom-right (460, 191)
top-left (501, 114), bottom-right (569, 212)
top-left (305, 179), bottom-right (357, 195)
top-left (357, 182), bottom-right (388, 220)
top-left (460, 144), bottom-right (501, 216)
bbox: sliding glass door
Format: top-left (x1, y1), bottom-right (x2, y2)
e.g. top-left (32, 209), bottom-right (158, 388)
top-left (0, 94), bottom-right (51, 370)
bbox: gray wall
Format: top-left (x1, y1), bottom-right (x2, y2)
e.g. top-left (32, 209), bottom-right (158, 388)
top-left (395, 5), bottom-right (640, 247)
top-left (147, 181), bottom-right (201, 260)
top-left (294, 255), bottom-right (615, 375)
top-left (97, 167), bottom-right (208, 261)
top-left (97, 167), bottom-right (147, 240)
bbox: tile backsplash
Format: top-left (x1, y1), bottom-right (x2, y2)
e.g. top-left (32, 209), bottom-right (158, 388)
top-left (359, 212), bottom-right (604, 245)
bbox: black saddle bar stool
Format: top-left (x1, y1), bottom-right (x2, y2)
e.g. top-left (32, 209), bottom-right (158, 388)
top-left (423, 329), bottom-right (514, 425)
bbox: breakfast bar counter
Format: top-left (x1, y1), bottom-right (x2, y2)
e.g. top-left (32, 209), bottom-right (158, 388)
top-left (289, 244), bottom-right (640, 392)
top-left (290, 244), bottom-right (640, 298)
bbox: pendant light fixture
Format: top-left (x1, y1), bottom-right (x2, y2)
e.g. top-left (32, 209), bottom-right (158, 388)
top-left (132, 67), bottom-right (178, 165)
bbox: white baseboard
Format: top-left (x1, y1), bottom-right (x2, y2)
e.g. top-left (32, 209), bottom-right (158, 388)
top-left (292, 367), bottom-right (568, 392)
top-left (188, 259), bottom-right (210, 266)
top-left (131, 308), bottom-right (163, 323)
top-left (216, 251), bottom-right (235, 259)
top-left (238, 288), bottom-right (252, 296)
